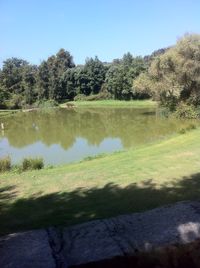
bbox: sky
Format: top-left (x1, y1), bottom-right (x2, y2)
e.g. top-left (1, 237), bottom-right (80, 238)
top-left (0, 0), bottom-right (200, 67)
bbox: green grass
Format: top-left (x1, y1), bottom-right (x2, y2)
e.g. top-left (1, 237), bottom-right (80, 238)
top-left (60, 99), bottom-right (157, 108)
top-left (1, 128), bottom-right (200, 235)
top-left (0, 109), bottom-right (18, 118)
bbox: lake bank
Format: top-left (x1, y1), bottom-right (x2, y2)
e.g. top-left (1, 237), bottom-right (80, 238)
top-left (0, 127), bottom-right (200, 235)
top-left (0, 110), bottom-right (18, 118)
top-left (60, 99), bottom-right (157, 108)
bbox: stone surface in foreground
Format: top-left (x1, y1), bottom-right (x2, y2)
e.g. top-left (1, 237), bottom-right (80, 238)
top-left (1, 201), bottom-right (200, 267)
top-left (63, 201), bottom-right (200, 266)
top-left (0, 230), bottom-right (55, 268)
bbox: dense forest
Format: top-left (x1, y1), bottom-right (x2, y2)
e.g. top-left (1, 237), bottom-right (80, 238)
top-left (0, 34), bottom-right (200, 117)
top-left (0, 51), bottom-right (150, 109)
top-left (0, 45), bottom-right (164, 108)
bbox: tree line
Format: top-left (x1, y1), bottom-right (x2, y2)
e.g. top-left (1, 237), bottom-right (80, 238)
top-left (0, 49), bottom-right (153, 109)
top-left (1, 33), bottom-right (199, 115)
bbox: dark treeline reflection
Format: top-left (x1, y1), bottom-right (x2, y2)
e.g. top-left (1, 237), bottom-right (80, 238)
top-left (1, 108), bottom-right (194, 151)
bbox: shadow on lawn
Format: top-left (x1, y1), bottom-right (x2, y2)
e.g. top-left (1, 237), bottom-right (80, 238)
top-left (1, 173), bottom-right (200, 235)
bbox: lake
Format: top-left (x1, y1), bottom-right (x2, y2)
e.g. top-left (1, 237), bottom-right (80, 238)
top-left (0, 107), bottom-right (196, 165)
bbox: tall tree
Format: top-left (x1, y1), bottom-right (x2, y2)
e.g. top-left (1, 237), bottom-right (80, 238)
top-left (37, 61), bottom-right (50, 100)
top-left (36, 49), bottom-right (75, 101)
top-left (0, 58), bottom-right (28, 95)
top-left (82, 57), bottom-right (107, 95)
top-left (133, 34), bottom-right (200, 109)
top-left (22, 65), bottom-right (37, 105)
top-left (106, 53), bottom-right (147, 100)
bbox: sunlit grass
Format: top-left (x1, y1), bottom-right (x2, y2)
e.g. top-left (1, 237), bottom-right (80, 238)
top-left (60, 99), bottom-right (157, 108)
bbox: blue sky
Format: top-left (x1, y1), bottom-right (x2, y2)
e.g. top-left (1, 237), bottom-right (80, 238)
top-left (0, 0), bottom-right (200, 66)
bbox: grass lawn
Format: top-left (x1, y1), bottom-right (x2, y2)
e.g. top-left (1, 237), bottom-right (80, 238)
top-left (1, 128), bottom-right (200, 235)
top-left (60, 99), bottom-right (157, 108)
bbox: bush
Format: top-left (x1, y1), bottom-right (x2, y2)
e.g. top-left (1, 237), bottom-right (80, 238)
top-left (175, 102), bottom-right (199, 119)
top-left (22, 157), bottom-right (44, 171)
top-left (37, 100), bottom-right (58, 109)
top-left (74, 91), bottom-right (111, 102)
top-left (178, 123), bottom-right (197, 134)
top-left (0, 102), bottom-right (8, 109)
top-left (5, 94), bottom-right (24, 109)
top-left (74, 94), bottom-right (87, 101)
top-left (0, 156), bottom-right (11, 172)
top-left (85, 91), bottom-right (112, 101)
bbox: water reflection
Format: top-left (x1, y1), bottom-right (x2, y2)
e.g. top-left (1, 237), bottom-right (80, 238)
top-left (0, 107), bottom-right (196, 165)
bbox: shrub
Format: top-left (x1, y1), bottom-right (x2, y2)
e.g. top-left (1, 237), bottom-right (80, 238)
top-left (0, 103), bottom-right (8, 109)
top-left (178, 128), bottom-right (186, 134)
top-left (85, 91), bottom-right (112, 101)
top-left (38, 100), bottom-right (58, 108)
top-left (74, 91), bottom-right (111, 102)
top-left (175, 102), bottom-right (199, 119)
top-left (5, 94), bottom-right (24, 109)
top-left (186, 123), bottom-right (197, 131)
top-left (178, 124), bottom-right (197, 134)
top-left (0, 156), bottom-right (11, 172)
top-left (30, 100), bottom-right (58, 109)
top-left (22, 157), bottom-right (44, 171)
top-left (74, 94), bottom-right (87, 101)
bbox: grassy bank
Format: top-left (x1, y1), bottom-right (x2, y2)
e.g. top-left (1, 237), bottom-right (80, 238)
top-left (60, 99), bottom-right (157, 108)
top-left (1, 127), bottom-right (200, 235)
top-left (0, 109), bottom-right (18, 118)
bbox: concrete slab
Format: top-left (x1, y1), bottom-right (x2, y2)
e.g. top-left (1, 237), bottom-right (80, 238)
top-left (62, 201), bottom-right (200, 266)
top-left (0, 229), bottom-right (55, 268)
top-left (62, 219), bottom-right (123, 266)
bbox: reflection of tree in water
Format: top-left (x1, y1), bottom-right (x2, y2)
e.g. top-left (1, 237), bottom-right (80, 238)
top-left (1, 108), bottom-right (195, 150)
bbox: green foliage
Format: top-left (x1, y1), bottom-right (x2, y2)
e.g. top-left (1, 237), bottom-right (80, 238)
top-left (37, 61), bottom-right (50, 100)
top-left (0, 48), bottom-right (161, 106)
top-left (0, 58), bottom-right (37, 108)
top-left (22, 157), bottom-right (44, 171)
top-left (74, 94), bottom-right (87, 101)
top-left (175, 102), bottom-right (199, 119)
top-left (35, 100), bottom-right (59, 109)
top-left (60, 68), bottom-right (78, 100)
top-left (0, 156), bottom-right (11, 172)
top-left (5, 94), bottom-right (24, 109)
top-left (83, 56), bottom-right (107, 95)
top-left (84, 91), bottom-right (111, 101)
top-left (41, 49), bottom-right (75, 101)
top-left (134, 34), bottom-right (200, 115)
top-left (178, 123), bottom-right (197, 134)
top-left (0, 58), bottom-right (28, 94)
top-left (83, 153), bottom-right (106, 161)
top-left (106, 53), bottom-right (148, 100)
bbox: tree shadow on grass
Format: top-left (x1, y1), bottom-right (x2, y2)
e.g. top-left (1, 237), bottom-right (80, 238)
top-left (1, 173), bottom-right (200, 235)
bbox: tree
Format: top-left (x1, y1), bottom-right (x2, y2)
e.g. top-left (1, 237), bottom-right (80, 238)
top-left (37, 61), bottom-right (50, 100)
top-left (106, 53), bottom-right (147, 100)
top-left (22, 65), bottom-right (37, 105)
top-left (60, 68), bottom-right (78, 100)
top-left (36, 49), bottom-right (75, 101)
top-left (133, 34), bottom-right (200, 110)
top-left (82, 57), bottom-right (107, 95)
top-left (0, 58), bottom-right (37, 107)
top-left (105, 65), bottom-right (126, 99)
top-left (0, 58), bottom-right (28, 95)
top-left (122, 52), bottom-right (134, 66)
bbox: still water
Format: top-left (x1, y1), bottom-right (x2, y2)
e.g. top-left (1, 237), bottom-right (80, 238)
top-left (0, 107), bottom-right (196, 165)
